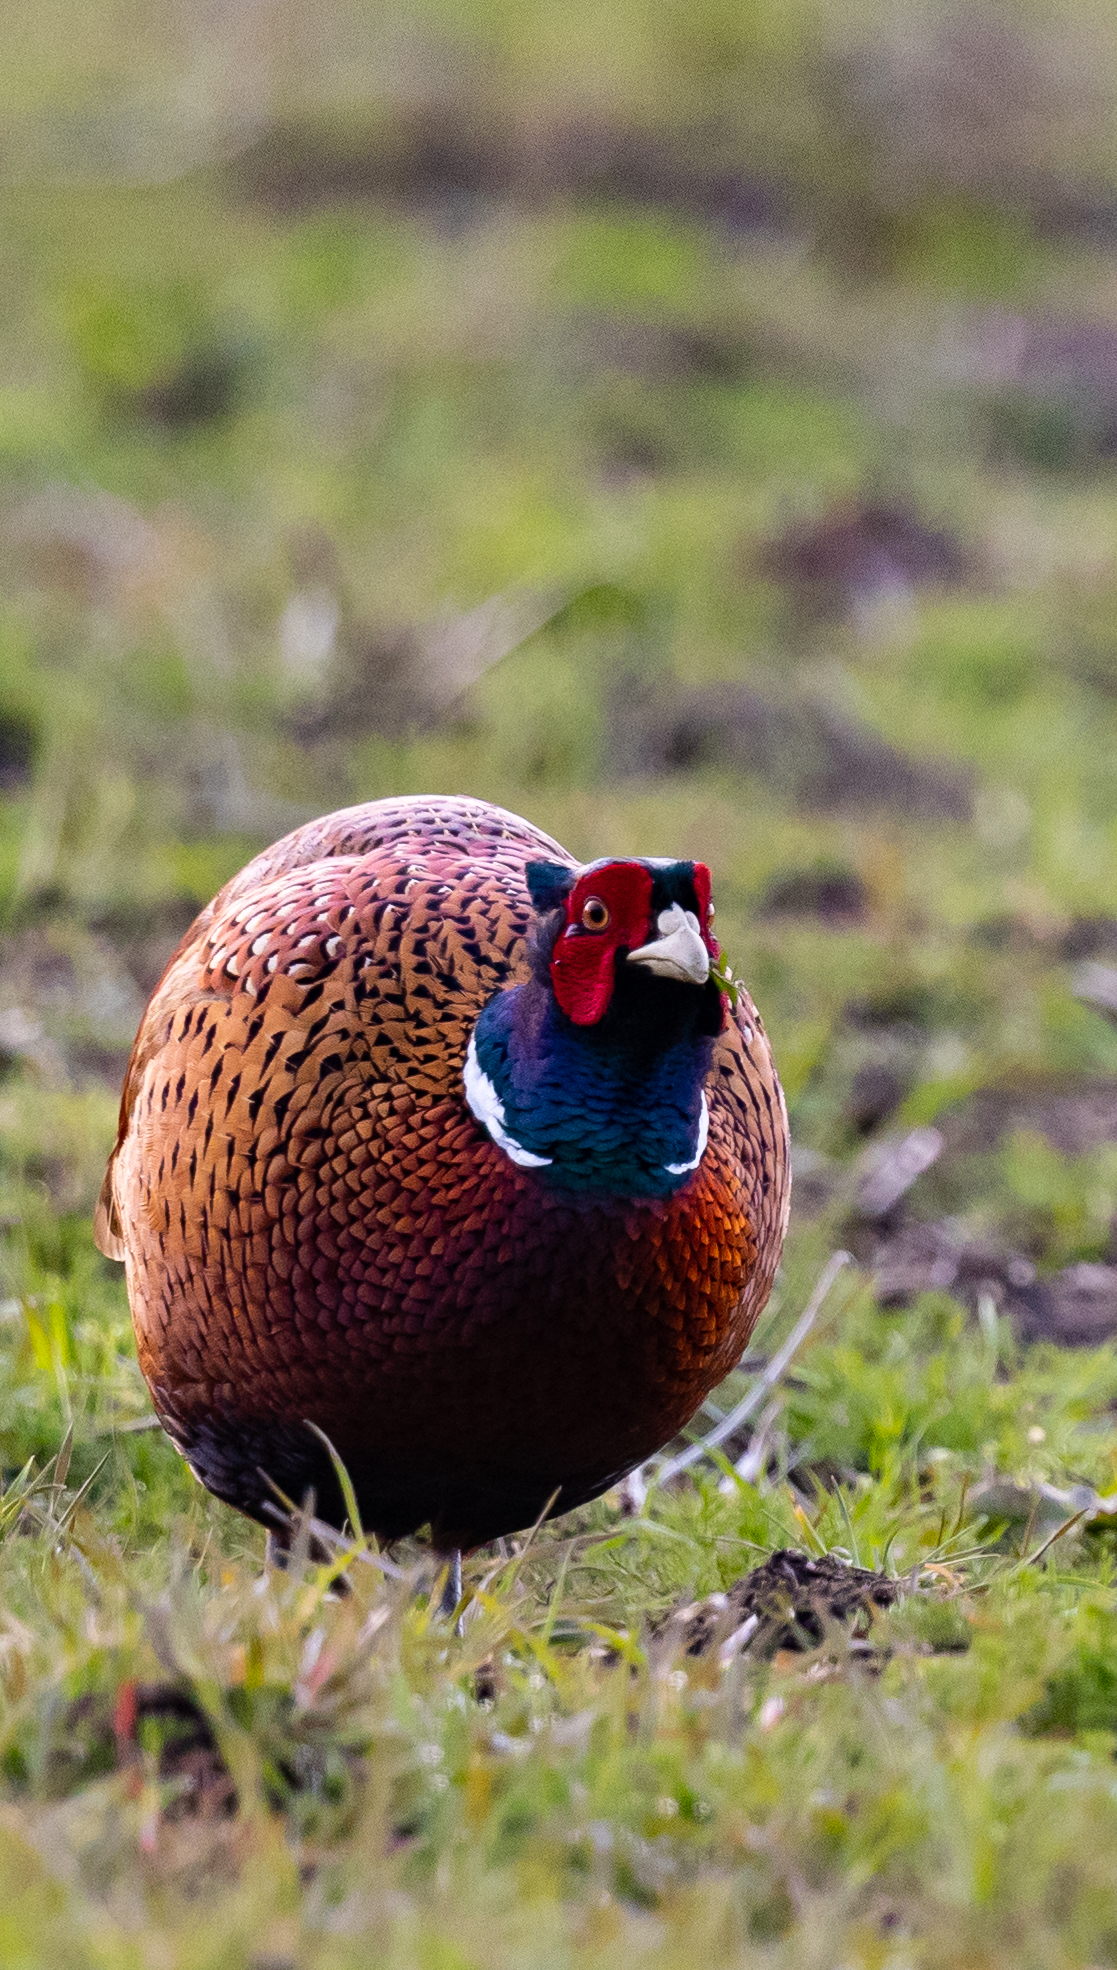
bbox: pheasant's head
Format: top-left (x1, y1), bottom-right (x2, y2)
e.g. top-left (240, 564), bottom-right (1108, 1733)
top-left (526, 857), bottom-right (726, 1034)
top-left (466, 856), bottom-right (734, 1192)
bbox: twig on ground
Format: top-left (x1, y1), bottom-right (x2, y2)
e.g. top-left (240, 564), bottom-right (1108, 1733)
top-left (1021, 1508), bottom-right (1089, 1569)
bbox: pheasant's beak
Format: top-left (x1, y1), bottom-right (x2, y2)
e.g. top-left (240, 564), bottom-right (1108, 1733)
top-left (626, 904), bottom-right (711, 986)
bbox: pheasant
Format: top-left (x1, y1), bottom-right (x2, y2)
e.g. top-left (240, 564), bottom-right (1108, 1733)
top-left (96, 796), bottom-right (789, 1557)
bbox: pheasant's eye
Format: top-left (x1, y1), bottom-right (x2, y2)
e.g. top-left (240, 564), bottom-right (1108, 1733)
top-left (581, 896), bottom-right (610, 931)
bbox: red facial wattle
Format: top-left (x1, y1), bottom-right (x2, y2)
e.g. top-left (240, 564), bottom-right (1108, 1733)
top-left (550, 863), bottom-right (655, 1025)
top-left (549, 861), bottom-right (722, 1027)
top-left (690, 863), bottom-right (720, 963)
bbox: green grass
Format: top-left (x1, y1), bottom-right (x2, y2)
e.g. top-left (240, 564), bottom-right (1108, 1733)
top-left (1, 1308), bottom-right (1117, 1967)
top-left (7, 0), bottom-right (1117, 1958)
top-left (0, 1189), bottom-right (1117, 1963)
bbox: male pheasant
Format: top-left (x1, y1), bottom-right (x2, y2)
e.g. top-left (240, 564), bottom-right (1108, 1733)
top-left (96, 796), bottom-right (789, 1553)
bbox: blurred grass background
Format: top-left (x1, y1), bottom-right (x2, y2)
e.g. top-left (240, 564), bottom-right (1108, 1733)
top-left (10, 1), bottom-right (1117, 1963)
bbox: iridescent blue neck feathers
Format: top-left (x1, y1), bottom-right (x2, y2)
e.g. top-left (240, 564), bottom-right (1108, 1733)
top-left (464, 972), bottom-right (716, 1198)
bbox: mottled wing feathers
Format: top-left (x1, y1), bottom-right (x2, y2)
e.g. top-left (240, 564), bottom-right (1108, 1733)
top-left (210, 794), bottom-right (568, 914)
top-left (96, 797), bottom-right (572, 1262)
top-left (707, 990), bottom-right (790, 1332)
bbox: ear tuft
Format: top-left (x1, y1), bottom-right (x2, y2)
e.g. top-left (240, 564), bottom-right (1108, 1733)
top-left (526, 861), bottom-right (576, 914)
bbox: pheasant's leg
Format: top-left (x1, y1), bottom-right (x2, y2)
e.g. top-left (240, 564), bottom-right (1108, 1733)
top-left (437, 1549), bottom-right (463, 1625)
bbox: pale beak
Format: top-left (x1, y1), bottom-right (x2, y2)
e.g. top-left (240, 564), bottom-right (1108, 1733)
top-left (626, 904), bottom-right (711, 986)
